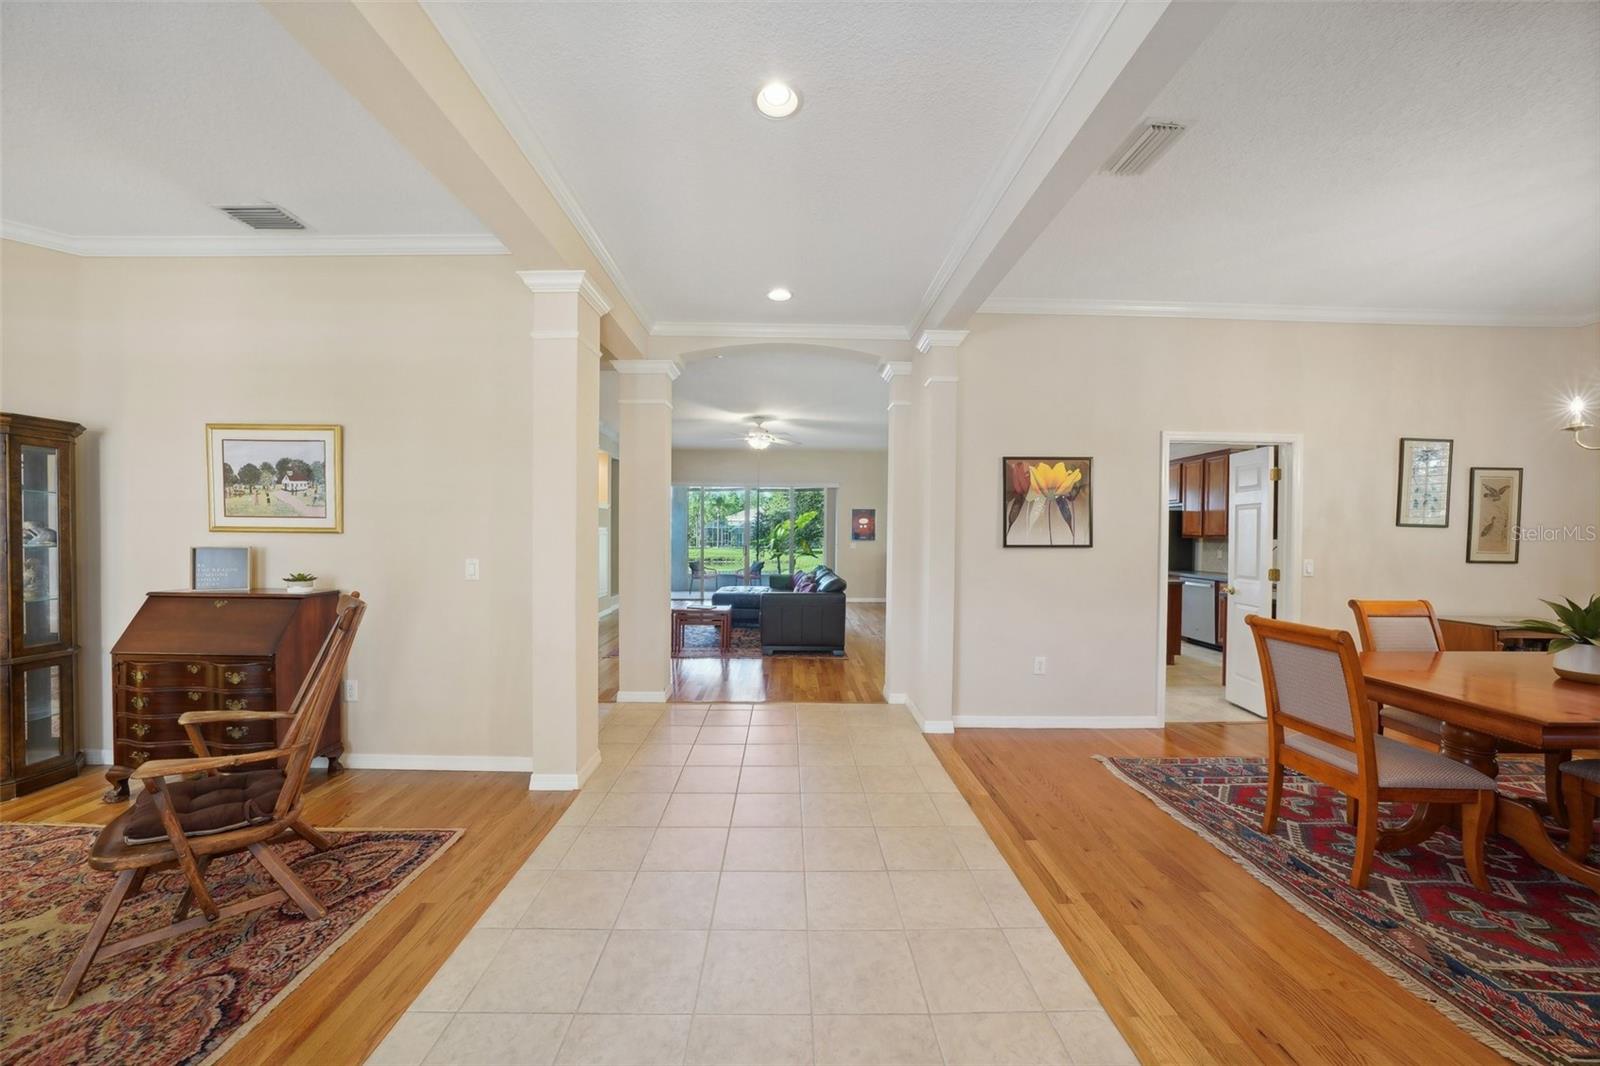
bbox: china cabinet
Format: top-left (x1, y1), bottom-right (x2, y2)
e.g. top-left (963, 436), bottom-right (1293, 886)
top-left (2, 413), bottom-right (87, 799)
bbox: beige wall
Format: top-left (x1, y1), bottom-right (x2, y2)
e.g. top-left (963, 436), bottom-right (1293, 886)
top-left (954, 313), bottom-right (1600, 722)
top-left (1, 239), bottom-right (537, 764)
top-left (671, 447), bottom-right (889, 598)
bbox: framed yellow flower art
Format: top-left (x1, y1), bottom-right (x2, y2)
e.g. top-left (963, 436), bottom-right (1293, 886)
top-left (1003, 457), bottom-right (1092, 548)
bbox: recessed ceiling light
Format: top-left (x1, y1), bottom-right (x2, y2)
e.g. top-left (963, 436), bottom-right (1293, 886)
top-left (756, 81), bottom-right (800, 119)
top-left (767, 287), bottom-right (792, 302)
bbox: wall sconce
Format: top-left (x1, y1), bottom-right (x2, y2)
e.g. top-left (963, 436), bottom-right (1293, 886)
top-left (1565, 398), bottom-right (1598, 451)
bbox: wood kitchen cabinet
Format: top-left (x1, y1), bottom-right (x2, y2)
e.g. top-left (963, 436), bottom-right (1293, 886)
top-left (1172, 451), bottom-right (1231, 539)
top-left (1179, 459), bottom-right (1204, 537)
top-left (1168, 461), bottom-right (1181, 506)
top-left (1203, 453), bottom-right (1229, 537)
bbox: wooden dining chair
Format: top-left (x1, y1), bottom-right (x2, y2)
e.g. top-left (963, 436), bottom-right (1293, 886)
top-left (1560, 759), bottom-right (1600, 859)
top-left (1349, 598), bottom-right (1568, 822)
top-left (1248, 614), bottom-right (1496, 890)
top-left (51, 593), bottom-right (366, 1010)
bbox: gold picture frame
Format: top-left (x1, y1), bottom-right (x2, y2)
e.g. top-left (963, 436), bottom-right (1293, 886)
top-left (206, 424), bottom-right (344, 533)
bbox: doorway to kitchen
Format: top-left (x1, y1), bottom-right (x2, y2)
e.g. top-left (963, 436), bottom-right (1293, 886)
top-left (1156, 432), bottom-right (1303, 724)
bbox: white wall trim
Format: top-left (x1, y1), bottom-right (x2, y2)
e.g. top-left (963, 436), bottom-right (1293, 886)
top-left (884, 692), bottom-right (908, 705)
top-left (879, 361), bottom-right (915, 381)
top-left (886, 400), bottom-right (911, 411)
top-left (598, 603), bottom-right (620, 620)
top-left (953, 714), bottom-right (1163, 729)
top-left (615, 689), bottom-right (670, 703)
top-left (915, 329), bottom-right (969, 353)
top-left (652, 321), bottom-right (911, 341)
top-left (617, 399), bottom-right (674, 409)
top-left (850, 597), bottom-right (887, 604)
top-left (2, 220), bottom-right (509, 258)
top-left (83, 748), bottom-right (113, 766)
top-left (343, 752), bottom-right (534, 772)
top-left (898, 693), bottom-right (954, 734)
top-left (529, 748), bottom-right (605, 791)
top-left (923, 376), bottom-right (960, 387)
top-left (611, 359), bottom-right (683, 379)
top-left (518, 269), bottom-right (613, 317)
top-left (977, 297), bottom-right (1600, 330)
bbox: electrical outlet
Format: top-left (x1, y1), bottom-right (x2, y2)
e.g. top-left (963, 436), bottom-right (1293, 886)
top-left (1033, 656), bottom-right (1047, 675)
top-left (1303, 559), bottom-right (1315, 577)
top-left (344, 680), bottom-right (358, 702)
top-left (465, 558), bottom-right (480, 581)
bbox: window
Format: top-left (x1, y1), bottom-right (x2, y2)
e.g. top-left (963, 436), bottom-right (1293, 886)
top-left (673, 484), bottom-right (830, 595)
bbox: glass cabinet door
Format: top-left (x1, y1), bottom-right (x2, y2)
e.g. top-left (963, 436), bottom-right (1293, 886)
top-left (18, 661), bottom-right (68, 768)
top-left (19, 443), bottom-right (63, 648)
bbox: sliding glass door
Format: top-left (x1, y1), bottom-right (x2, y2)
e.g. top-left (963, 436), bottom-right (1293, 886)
top-left (673, 484), bottom-right (830, 597)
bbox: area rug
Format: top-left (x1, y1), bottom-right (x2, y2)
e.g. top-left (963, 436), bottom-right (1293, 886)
top-left (0, 822), bottom-right (459, 1066)
top-left (1098, 756), bottom-right (1599, 1065)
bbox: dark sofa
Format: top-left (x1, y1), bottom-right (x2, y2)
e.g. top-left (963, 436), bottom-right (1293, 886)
top-left (709, 585), bottom-right (769, 628)
top-left (760, 566), bottom-right (848, 655)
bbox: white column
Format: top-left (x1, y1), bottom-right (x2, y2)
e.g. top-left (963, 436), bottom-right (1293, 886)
top-left (881, 361), bottom-right (919, 705)
top-left (520, 269), bottom-right (609, 789)
top-left (911, 330), bottom-right (966, 732)
top-left (614, 360), bottom-right (680, 702)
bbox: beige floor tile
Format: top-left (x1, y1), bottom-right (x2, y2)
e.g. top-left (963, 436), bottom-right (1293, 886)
top-left (732, 793), bottom-right (803, 827)
top-left (738, 765), bottom-right (802, 793)
top-left (856, 765), bottom-right (926, 793)
top-left (556, 793), bottom-right (603, 829)
top-left (598, 743), bottom-right (639, 767)
top-left (627, 743), bottom-right (692, 767)
top-left (749, 707), bottom-right (798, 726)
top-left (613, 870), bottom-right (719, 929)
top-left (519, 871), bottom-right (635, 929)
top-left (558, 828), bottom-right (654, 871)
top-left (423, 1013), bottom-right (572, 1066)
top-left (932, 1013), bottom-right (1069, 1066)
top-left (668, 706), bottom-right (708, 725)
top-left (704, 708), bottom-right (753, 726)
top-left (369, 1011), bottom-right (452, 1065)
top-left (695, 930), bottom-right (811, 1014)
top-left (683, 1014), bottom-right (812, 1066)
top-left (747, 725), bottom-right (798, 745)
top-left (931, 794), bottom-right (981, 827)
top-left (648, 725), bottom-right (703, 745)
top-left (807, 931), bottom-right (927, 1014)
top-left (1005, 928), bottom-right (1100, 1010)
top-left (914, 764), bottom-right (960, 793)
top-left (587, 791), bottom-right (669, 828)
top-left (676, 765), bottom-right (742, 793)
top-left (801, 793), bottom-right (873, 827)
top-left (411, 927), bottom-right (516, 1012)
top-left (660, 792), bottom-right (736, 827)
top-left (891, 869), bottom-right (997, 929)
top-left (976, 869), bottom-right (1048, 928)
top-left (867, 793), bottom-right (943, 828)
top-left (1048, 1011), bottom-right (1138, 1065)
top-left (946, 826), bottom-right (1008, 870)
top-left (578, 929), bottom-right (707, 1014)
top-left (524, 826), bottom-right (584, 869)
top-left (687, 743), bottom-right (745, 766)
top-left (598, 725), bottom-right (651, 744)
top-left (805, 871), bottom-right (902, 930)
top-left (742, 743), bottom-right (799, 766)
top-left (698, 726), bottom-right (750, 745)
top-left (476, 866), bottom-right (554, 928)
top-left (812, 1015), bottom-right (943, 1065)
top-left (611, 765), bottom-right (682, 793)
top-left (641, 827), bottom-right (728, 871)
top-left (555, 1014), bottom-right (691, 1066)
top-left (799, 743), bottom-right (856, 766)
top-left (797, 724), bottom-right (850, 745)
top-left (906, 928), bottom-right (1040, 1013)
top-left (712, 871), bottom-right (807, 930)
top-left (803, 827), bottom-right (885, 871)
top-left (723, 827), bottom-right (805, 871)
top-left (800, 765), bottom-right (864, 793)
top-left (850, 742), bottom-right (911, 767)
top-left (461, 929), bottom-right (608, 1013)
top-left (875, 828), bottom-right (966, 871)
top-left (581, 764), bottom-right (623, 794)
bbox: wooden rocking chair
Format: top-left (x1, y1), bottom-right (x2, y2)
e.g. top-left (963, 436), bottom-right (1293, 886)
top-left (51, 592), bottom-right (366, 1010)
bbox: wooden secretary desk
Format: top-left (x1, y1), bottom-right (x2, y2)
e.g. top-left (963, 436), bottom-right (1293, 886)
top-left (105, 589), bottom-right (346, 801)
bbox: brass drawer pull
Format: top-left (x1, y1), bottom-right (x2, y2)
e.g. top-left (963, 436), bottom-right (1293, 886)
top-left (130, 722), bottom-right (150, 738)
top-left (130, 696), bottom-right (148, 711)
top-left (187, 691), bottom-right (201, 701)
top-left (214, 600), bottom-right (229, 608)
top-left (226, 726), bottom-right (248, 740)
top-left (130, 669), bottom-right (149, 684)
top-left (129, 750), bottom-right (149, 765)
top-left (224, 671), bottom-right (245, 685)
top-left (225, 698), bottom-right (247, 711)
top-left (187, 663), bottom-right (202, 675)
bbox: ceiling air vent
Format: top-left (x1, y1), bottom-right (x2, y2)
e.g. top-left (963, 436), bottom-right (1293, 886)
top-left (215, 204), bottom-right (306, 230)
top-left (1103, 122), bottom-right (1187, 176)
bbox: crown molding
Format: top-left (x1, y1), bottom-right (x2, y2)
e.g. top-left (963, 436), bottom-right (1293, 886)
top-left (421, 1), bottom-right (654, 327)
top-left (879, 361), bottom-right (915, 382)
top-left (1, 219), bottom-right (507, 258)
top-left (518, 269), bottom-right (612, 316)
top-left (915, 329), bottom-right (970, 352)
top-left (976, 297), bottom-right (1600, 329)
top-left (610, 359), bottom-right (682, 380)
top-left (651, 321), bottom-right (911, 341)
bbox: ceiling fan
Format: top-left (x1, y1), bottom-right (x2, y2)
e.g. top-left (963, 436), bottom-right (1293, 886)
top-left (740, 416), bottom-right (796, 450)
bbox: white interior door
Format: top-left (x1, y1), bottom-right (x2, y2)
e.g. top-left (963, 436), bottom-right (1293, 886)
top-left (1224, 446), bottom-right (1277, 715)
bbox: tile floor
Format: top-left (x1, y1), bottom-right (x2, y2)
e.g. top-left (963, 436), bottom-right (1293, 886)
top-left (369, 702), bottom-right (1137, 1066)
top-left (1164, 644), bottom-right (1261, 723)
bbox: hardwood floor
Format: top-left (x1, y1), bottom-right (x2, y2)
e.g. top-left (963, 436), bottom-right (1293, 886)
top-left (928, 723), bottom-right (1506, 1066)
top-left (600, 602), bottom-right (887, 703)
top-left (1, 766), bottom-right (572, 1066)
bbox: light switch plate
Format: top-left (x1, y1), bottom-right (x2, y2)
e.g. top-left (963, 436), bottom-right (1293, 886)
top-left (344, 680), bottom-right (358, 702)
top-left (465, 558), bottom-right (480, 581)
top-left (1302, 559), bottom-right (1315, 577)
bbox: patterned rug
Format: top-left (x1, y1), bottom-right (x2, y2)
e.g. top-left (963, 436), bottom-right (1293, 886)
top-left (0, 822), bottom-right (458, 1066)
top-left (1099, 756), bottom-right (1599, 1065)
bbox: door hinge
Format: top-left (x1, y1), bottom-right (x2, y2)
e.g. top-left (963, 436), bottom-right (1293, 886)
top-left (1268, 467), bottom-right (1282, 482)
top-left (1267, 567), bottom-right (1281, 582)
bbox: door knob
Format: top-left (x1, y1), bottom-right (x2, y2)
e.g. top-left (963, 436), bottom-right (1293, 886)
top-left (1223, 585), bottom-right (1238, 595)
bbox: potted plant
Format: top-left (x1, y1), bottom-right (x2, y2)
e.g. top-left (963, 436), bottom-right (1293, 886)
top-left (1515, 595), bottom-right (1600, 684)
top-left (282, 572), bottom-right (317, 594)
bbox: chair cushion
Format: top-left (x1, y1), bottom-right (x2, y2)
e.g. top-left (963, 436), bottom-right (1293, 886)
top-left (1285, 733), bottom-right (1494, 791)
top-left (123, 769), bottom-right (286, 845)
top-left (1562, 759), bottom-right (1600, 785)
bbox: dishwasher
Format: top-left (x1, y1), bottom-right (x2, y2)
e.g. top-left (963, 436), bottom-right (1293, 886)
top-left (1180, 579), bottom-right (1216, 645)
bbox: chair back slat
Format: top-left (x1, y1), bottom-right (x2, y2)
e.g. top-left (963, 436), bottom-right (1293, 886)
top-left (1348, 599), bottom-right (1444, 653)
top-left (1247, 615), bottom-right (1377, 774)
top-left (274, 593), bottom-right (366, 818)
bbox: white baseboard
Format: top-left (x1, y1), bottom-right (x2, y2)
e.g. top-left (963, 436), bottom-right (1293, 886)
top-left (851, 597), bottom-right (887, 604)
top-left (529, 748), bottom-right (604, 791)
top-left (920, 720), bottom-right (955, 734)
top-left (896, 694), bottom-right (953, 735)
top-left (598, 603), bottom-right (620, 619)
top-left (952, 714), bottom-right (1164, 729)
top-left (83, 748), bottom-right (112, 766)
top-left (341, 753), bottom-right (534, 772)
top-left (883, 692), bottom-right (908, 705)
top-left (615, 689), bottom-right (669, 703)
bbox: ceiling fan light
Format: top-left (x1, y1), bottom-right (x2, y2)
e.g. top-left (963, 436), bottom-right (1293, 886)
top-left (747, 435), bottom-right (773, 450)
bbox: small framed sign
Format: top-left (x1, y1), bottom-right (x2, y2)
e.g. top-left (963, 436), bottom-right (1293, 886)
top-left (191, 546), bottom-right (252, 591)
top-left (851, 509), bottom-right (876, 541)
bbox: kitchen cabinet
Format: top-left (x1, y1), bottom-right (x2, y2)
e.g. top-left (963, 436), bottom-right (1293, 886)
top-left (1168, 461), bottom-right (1181, 506)
top-left (1179, 459), bottom-right (1204, 537)
top-left (1203, 454), bottom-right (1229, 537)
top-left (1172, 451), bottom-right (1231, 539)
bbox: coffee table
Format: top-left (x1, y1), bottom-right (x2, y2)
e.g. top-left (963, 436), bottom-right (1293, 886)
top-left (671, 603), bottom-right (733, 654)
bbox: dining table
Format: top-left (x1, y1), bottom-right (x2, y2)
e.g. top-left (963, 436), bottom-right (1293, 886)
top-left (1360, 650), bottom-right (1600, 892)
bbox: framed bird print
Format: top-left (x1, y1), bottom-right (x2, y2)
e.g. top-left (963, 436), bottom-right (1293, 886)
top-left (1465, 466), bottom-right (1522, 563)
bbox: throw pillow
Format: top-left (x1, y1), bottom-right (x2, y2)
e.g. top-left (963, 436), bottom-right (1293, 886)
top-left (793, 573), bottom-right (816, 593)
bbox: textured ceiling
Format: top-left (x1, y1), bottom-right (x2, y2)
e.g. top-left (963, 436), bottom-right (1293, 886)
top-left (671, 349), bottom-right (887, 450)
top-left (990, 2), bottom-right (1600, 322)
top-left (434, 1), bottom-right (1088, 327)
top-left (0, 2), bottom-right (490, 240)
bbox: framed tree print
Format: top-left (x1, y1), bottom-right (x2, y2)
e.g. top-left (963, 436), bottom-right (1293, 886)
top-left (207, 424), bottom-right (343, 533)
top-left (1465, 466), bottom-right (1522, 564)
top-left (1395, 437), bottom-right (1452, 527)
